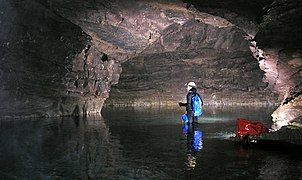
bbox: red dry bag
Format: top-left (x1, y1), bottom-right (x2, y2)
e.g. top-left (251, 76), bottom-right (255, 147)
top-left (236, 118), bottom-right (268, 138)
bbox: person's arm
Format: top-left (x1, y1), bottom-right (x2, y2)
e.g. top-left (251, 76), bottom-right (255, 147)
top-left (179, 102), bottom-right (187, 106)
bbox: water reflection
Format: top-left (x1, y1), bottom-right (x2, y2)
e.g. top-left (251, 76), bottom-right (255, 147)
top-left (1, 106), bottom-right (300, 179)
top-left (0, 115), bottom-right (124, 179)
top-left (182, 123), bottom-right (203, 170)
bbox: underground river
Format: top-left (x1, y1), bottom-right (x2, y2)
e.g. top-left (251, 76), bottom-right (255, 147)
top-left (0, 106), bottom-right (301, 179)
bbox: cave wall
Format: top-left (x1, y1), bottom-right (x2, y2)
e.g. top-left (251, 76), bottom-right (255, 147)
top-left (0, 0), bottom-right (301, 124)
top-left (106, 19), bottom-right (274, 106)
top-left (0, 0), bottom-right (119, 118)
top-left (101, 1), bottom-right (278, 106)
top-left (255, 0), bottom-right (302, 128)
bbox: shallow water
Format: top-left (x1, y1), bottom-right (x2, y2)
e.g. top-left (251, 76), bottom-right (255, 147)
top-left (0, 106), bottom-right (301, 180)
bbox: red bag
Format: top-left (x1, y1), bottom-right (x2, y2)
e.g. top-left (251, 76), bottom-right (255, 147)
top-left (236, 118), bottom-right (268, 138)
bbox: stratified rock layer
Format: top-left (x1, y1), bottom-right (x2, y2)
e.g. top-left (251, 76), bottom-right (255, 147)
top-left (0, 0), bottom-right (120, 118)
top-left (255, 0), bottom-right (302, 128)
top-left (100, 1), bottom-right (278, 107)
top-left (0, 0), bottom-right (301, 127)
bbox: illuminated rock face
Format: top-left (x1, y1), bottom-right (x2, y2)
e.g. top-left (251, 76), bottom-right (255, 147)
top-left (254, 0), bottom-right (302, 129)
top-left (106, 22), bottom-right (273, 106)
top-left (0, 0), bottom-right (301, 126)
top-left (261, 48), bottom-right (302, 129)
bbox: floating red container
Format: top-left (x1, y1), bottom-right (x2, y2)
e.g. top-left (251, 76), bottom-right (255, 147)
top-left (236, 118), bottom-right (269, 138)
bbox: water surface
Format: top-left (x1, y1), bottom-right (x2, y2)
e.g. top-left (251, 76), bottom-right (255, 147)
top-left (0, 106), bottom-right (301, 179)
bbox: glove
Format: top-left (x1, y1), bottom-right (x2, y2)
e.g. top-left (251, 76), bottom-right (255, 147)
top-left (179, 102), bottom-right (186, 106)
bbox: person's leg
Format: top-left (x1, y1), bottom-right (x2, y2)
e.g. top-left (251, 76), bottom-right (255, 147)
top-left (187, 114), bottom-right (193, 124)
top-left (193, 116), bottom-right (198, 124)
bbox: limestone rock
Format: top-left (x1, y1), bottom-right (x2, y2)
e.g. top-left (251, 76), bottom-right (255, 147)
top-left (255, 0), bottom-right (302, 128)
top-left (271, 95), bottom-right (302, 130)
top-left (0, 0), bottom-right (301, 121)
top-left (0, 0), bottom-right (119, 117)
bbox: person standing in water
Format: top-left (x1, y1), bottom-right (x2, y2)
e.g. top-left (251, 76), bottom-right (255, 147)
top-left (179, 82), bottom-right (203, 124)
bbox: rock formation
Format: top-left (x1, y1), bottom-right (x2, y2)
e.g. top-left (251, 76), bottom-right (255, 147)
top-left (0, 0), bottom-right (301, 129)
top-left (255, 0), bottom-right (302, 129)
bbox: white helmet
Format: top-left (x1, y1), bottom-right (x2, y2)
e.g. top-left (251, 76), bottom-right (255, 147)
top-left (186, 81), bottom-right (197, 88)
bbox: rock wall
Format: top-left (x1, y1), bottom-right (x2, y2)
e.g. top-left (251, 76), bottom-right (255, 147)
top-left (102, 1), bottom-right (278, 107)
top-left (255, 0), bottom-right (302, 128)
top-left (0, 0), bottom-right (120, 118)
top-left (106, 21), bottom-right (275, 106)
top-left (0, 0), bottom-right (301, 124)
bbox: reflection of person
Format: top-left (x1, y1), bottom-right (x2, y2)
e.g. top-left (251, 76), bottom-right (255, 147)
top-left (182, 123), bottom-right (203, 170)
top-left (179, 82), bottom-right (203, 124)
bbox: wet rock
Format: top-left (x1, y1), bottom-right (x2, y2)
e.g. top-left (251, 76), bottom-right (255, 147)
top-left (271, 95), bottom-right (302, 130)
top-left (260, 126), bottom-right (302, 145)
